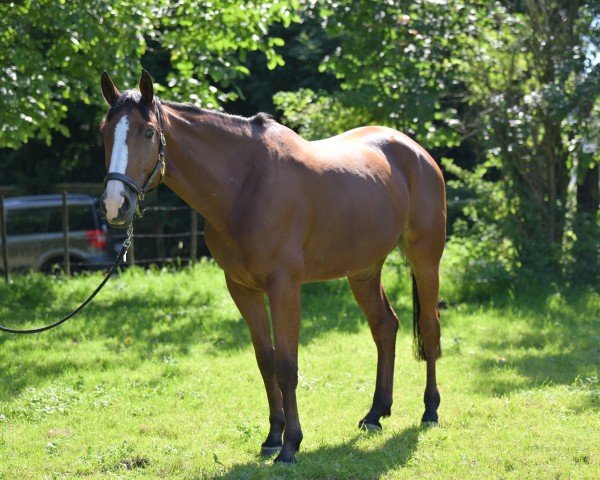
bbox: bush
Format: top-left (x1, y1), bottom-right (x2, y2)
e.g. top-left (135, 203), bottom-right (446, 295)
top-left (441, 231), bottom-right (516, 304)
top-left (273, 88), bottom-right (370, 140)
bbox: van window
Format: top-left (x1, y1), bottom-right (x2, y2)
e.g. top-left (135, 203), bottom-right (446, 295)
top-left (8, 204), bottom-right (96, 236)
top-left (47, 205), bottom-right (96, 232)
top-left (7, 209), bottom-right (47, 236)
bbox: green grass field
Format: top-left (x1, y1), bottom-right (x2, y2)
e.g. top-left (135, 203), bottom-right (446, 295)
top-left (0, 254), bottom-right (598, 479)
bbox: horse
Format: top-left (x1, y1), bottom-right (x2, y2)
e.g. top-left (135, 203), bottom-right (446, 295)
top-left (99, 70), bottom-right (446, 464)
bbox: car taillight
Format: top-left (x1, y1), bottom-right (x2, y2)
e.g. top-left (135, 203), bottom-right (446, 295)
top-left (86, 229), bottom-right (107, 250)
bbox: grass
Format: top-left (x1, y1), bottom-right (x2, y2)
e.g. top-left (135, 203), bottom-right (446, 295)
top-left (0, 253), bottom-right (598, 479)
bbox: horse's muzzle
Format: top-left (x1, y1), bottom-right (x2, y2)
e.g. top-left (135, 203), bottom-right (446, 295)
top-left (101, 188), bottom-right (138, 228)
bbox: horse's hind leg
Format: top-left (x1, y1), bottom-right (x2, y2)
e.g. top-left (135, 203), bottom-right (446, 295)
top-left (402, 232), bottom-right (444, 424)
top-left (348, 264), bottom-right (399, 431)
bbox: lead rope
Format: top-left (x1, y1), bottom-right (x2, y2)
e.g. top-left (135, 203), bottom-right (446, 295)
top-left (0, 224), bottom-right (134, 334)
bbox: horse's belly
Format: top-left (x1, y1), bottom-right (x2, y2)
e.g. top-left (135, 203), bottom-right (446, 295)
top-left (299, 169), bottom-right (408, 281)
top-left (205, 161), bottom-right (409, 287)
top-left (302, 203), bottom-right (405, 281)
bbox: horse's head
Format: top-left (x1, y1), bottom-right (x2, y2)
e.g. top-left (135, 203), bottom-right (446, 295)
top-left (99, 70), bottom-right (164, 227)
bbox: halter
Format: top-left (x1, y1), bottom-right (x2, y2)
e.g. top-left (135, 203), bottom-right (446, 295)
top-left (103, 98), bottom-right (166, 206)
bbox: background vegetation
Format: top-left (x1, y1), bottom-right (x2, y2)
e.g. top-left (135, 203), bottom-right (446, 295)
top-left (1, 0), bottom-right (598, 288)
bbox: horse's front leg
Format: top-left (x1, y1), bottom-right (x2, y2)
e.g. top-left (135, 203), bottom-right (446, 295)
top-left (267, 273), bottom-right (303, 464)
top-left (225, 275), bottom-right (285, 455)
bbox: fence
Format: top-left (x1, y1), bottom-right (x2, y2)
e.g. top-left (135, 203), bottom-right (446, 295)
top-left (0, 191), bottom-right (206, 283)
top-left (0, 193), bottom-right (8, 283)
top-left (109, 204), bottom-right (206, 267)
top-left (0, 190), bottom-right (473, 283)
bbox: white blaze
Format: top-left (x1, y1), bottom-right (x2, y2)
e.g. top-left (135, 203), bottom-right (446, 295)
top-left (105, 115), bottom-right (129, 221)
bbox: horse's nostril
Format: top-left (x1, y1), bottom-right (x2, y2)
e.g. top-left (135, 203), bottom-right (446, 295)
top-left (121, 194), bottom-right (131, 213)
top-left (99, 194), bottom-right (107, 215)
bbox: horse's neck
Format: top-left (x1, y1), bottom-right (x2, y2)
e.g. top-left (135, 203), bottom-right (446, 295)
top-left (162, 110), bottom-right (260, 232)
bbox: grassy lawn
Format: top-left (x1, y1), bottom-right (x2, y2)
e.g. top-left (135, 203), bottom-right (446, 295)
top-left (0, 254), bottom-right (598, 479)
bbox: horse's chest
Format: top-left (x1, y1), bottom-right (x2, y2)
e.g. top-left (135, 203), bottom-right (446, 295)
top-left (204, 224), bottom-right (265, 288)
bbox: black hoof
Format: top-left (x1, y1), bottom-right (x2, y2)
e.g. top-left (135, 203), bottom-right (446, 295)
top-left (358, 419), bottom-right (382, 432)
top-left (421, 410), bottom-right (439, 425)
top-left (421, 421), bottom-right (439, 429)
top-left (421, 420), bottom-right (440, 428)
top-left (274, 450), bottom-right (297, 464)
top-left (260, 444), bottom-right (282, 457)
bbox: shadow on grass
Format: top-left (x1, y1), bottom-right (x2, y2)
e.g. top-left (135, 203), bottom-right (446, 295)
top-left (0, 277), bottom-right (410, 398)
top-left (211, 425), bottom-right (422, 480)
top-left (0, 356), bottom-right (79, 399)
top-left (0, 277), bottom-right (410, 354)
top-left (467, 292), bottom-right (600, 403)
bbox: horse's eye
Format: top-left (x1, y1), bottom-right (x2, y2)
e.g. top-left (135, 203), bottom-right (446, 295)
top-left (145, 129), bottom-right (154, 139)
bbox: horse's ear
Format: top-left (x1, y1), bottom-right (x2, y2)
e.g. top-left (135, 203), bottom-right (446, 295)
top-left (101, 71), bottom-right (120, 106)
top-left (139, 69), bottom-right (154, 105)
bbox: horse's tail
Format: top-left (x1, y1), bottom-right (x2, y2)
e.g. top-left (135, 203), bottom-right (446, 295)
top-left (411, 273), bottom-right (426, 361)
top-left (411, 272), bottom-right (442, 361)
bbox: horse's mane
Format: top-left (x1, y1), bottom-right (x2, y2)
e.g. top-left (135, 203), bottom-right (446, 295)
top-left (100, 90), bottom-right (274, 130)
top-left (161, 100), bottom-right (274, 126)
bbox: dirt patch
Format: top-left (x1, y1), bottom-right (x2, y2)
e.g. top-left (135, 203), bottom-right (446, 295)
top-left (120, 456), bottom-right (150, 470)
top-left (47, 428), bottom-right (72, 438)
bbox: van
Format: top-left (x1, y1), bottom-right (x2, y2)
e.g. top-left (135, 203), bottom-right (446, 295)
top-left (0, 194), bottom-right (117, 272)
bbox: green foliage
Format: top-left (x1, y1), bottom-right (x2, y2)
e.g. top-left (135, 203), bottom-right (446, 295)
top-left (441, 155), bottom-right (520, 300)
top-left (2, 0), bottom-right (598, 286)
top-left (155, 0), bottom-right (300, 108)
top-left (568, 211), bottom-right (600, 284)
top-left (452, 1), bottom-right (600, 273)
top-left (0, 0), bottom-right (147, 148)
top-left (314, 0), bottom-right (470, 148)
top-left (273, 88), bottom-right (369, 139)
top-left (442, 231), bottom-right (516, 304)
top-left (0, 0), bottom-right (300, 148)
top-left (273, 0), bottom-right (598, 281)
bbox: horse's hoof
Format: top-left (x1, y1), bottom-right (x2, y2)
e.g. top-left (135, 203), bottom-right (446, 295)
top-left (358, 419), bottom-right (382, 432)
top-left (421, 411), bottom-right (439, 424)
top-left (274, 450), bottom-right (297, 465)
top-left (421, 420), bottom-right (439, 428)
top-left (260, 444), bottom-right (282, 457)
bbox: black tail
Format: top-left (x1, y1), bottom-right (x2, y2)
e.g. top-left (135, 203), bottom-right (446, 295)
top-left (411, 273), bottom-right (442, 361)
top-left (412, 273), bottom-right (426, 361)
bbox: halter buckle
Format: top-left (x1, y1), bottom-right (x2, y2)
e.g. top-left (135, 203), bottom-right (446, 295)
top-left (135, 203), bottom-right (146, 218)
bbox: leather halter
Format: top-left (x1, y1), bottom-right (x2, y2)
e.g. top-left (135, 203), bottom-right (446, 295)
top-left (103, 98), bottom-right (166, 204)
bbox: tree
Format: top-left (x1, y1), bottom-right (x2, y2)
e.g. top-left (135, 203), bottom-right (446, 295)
top-left (0, 0), bottom-right (298, 149)
top-left (273, 0), bottom-right (598, 280)
top-left (274, 0), bottom-right (474, 147)
top-left (453, 0), bottom-right (599, 274)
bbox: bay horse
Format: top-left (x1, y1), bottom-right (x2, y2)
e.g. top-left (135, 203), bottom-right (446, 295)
top-left (99, 70), bottom-right (446, 464)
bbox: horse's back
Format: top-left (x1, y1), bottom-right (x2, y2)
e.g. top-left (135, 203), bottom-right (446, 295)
top-left (269, 126), bottom-right (409, 280)
top-left (221, 123), bottom-right (446, 284)
top-left (301, 125), bottom-right (444, 216)
top-left (312, 125), bottom-right (446, 227)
